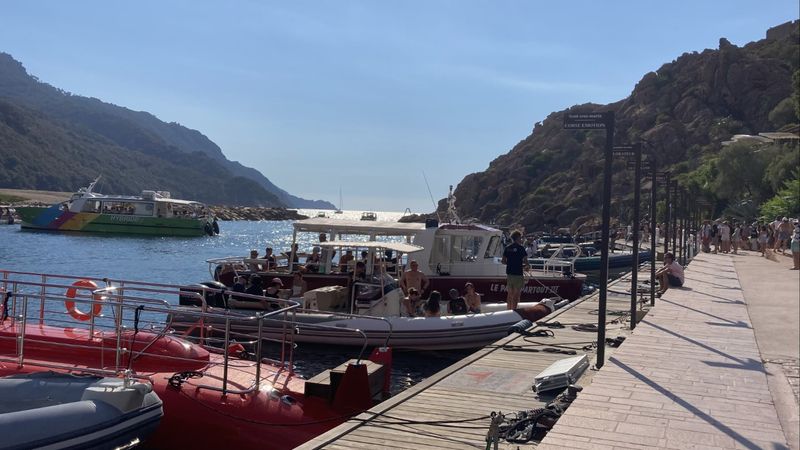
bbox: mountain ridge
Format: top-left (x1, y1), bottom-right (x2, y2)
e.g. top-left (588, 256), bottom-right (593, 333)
top-left (444, 21), bottom-right (799, 229)
top-left (0, 52), bottom-right (333, 208)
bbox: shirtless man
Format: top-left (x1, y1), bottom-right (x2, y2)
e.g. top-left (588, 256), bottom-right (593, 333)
top-left (399, 260), bottom-right (430, 297)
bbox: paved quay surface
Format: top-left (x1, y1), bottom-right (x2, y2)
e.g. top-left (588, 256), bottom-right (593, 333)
top-left (539, 251), bottom-right (798, 450)
top-left (297, 273), bottom-right (649, 450)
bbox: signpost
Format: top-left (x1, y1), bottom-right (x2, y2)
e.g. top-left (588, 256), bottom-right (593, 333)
top-left (564, 111), bottom-right (614, 369)
top-left (614, 143), bottom-right (642, 330)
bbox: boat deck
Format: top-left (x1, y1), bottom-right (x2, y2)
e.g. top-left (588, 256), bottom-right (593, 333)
top-left (297, 268), bottom-right (651, 449)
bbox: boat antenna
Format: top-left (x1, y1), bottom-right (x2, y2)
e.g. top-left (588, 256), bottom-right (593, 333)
top-left (86, 175), bottom-right (102, 194)
top-left (421, 170), bottom-right (437, 209)
top-left (446, 185), bottom-right (461, 224)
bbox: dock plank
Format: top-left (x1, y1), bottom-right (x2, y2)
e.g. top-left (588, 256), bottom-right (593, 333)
top-left (297, 268), bottom-right (647, 449)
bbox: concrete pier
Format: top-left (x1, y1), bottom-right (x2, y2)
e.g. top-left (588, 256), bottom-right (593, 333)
top-left (297, 250), bottom-right (799, 449)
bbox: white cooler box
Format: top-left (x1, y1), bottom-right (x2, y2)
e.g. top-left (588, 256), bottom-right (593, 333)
top-left (303, 285), bottom-right (348, 310)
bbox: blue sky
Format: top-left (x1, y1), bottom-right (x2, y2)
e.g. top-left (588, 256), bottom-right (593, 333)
top-left (2, 1), bottom-right (797, 211)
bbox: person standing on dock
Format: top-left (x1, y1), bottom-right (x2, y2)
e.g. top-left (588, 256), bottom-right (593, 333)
top-left (502, 230), bottom-right (529, 310)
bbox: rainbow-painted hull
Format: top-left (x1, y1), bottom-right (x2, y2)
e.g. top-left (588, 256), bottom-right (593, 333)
top-left (17, 205), bottom-right (208, 236)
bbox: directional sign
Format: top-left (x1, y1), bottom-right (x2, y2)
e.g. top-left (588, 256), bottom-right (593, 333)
top-left (613, 150), bottom-right (637, 158)
top-left (627, 160), bottom-right (651, 170)
top-left (563, 112), bottom-right (611, 129)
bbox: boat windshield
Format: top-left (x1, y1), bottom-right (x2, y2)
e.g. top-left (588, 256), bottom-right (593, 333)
top-left (484, 235), bottom-right (503, 259)
top-left (431, 235), bottom-right (484, 263)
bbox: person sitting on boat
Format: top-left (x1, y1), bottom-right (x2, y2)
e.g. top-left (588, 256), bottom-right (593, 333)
top-left (353, 261), bottom-right (368, 283)
top-left (463, 282), bottom-right (481, 314)
top-left (305, 247), bottom-right (321, 272)
top-left (655, 252), bottom-right (684, 296)
top-left (525, 237), bottom-right (539, 258)
top-left (402, 287), bottom-right (422, 317)
top-left (262, 247), bottom-right (276, 271)
top-left (232, 276), bottom-right (246, 293)
top-left (384, 250), bottom-right (398, 273)
top-left (265, 277), bottom-right (283, 298)
top-left (338, 250), bottom-right (355, 272)
top-left (283, 243), bottom-right (300, 270)
top-left (292, 271), bottom-right (307, 296)
top-left (244, 275), bottom-right (264, 297)
top-left (423, 290), bottom-right (442, 318)
top-left (447, 288), bottom-right (468, 315)
top-left (246, 250), bottom-right (261, 272)
top-left (399, 260), bottom-right (429, 298)
top-left (318, 233), bottom-right (336, 273)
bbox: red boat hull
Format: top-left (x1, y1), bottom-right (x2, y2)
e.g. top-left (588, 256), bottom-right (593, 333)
top-left (0, 322), bottom-right (362, 449)
top-left (220, 271), bottom-right (584, 302)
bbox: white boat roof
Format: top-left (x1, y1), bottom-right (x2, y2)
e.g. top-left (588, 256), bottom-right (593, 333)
top-left (317, 240), bottom-right (423, 253)
top-left (83, 193), bottom-right (204, 206)
top-left (294, 218), bottom-right (425, 235)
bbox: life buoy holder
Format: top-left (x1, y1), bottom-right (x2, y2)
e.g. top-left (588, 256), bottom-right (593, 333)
top-left (65, 279), bottom-right (103, 321)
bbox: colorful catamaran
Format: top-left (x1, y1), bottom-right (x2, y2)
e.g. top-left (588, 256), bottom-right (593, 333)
top-left (16, 177), bottom-right (218, 237)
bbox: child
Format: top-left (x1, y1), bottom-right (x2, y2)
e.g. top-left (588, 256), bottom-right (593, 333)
top-left (464, 282), bottom-right (481, 313)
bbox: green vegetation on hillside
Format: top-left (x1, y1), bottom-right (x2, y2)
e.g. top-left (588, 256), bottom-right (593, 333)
top-left (0, 52), bottom-right (334, 208)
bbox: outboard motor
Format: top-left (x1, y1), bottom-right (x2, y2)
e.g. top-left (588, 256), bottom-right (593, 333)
top-left (178, 281), bottom-right (229, 308)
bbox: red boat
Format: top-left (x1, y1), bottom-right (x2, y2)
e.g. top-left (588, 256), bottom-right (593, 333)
top-left (0, 270), bottom-right (389, 449)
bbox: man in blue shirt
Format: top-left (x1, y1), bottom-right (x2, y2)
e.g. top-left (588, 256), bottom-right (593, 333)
top-left (502, 230), bottom-right (529, 309)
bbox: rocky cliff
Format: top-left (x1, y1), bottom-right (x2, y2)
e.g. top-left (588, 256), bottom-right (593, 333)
top-left (448, 21), bottom-right (799, 230)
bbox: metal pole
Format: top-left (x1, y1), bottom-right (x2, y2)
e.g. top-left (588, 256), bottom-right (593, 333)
top-left (672, 186), bottom-right (678, 258)
top-left (597, 111), bottom-right (614, 369)
top-left (650, 160), bottom-right (657, 306)
top-left (664, 174), bottom-right (671, 255)
top-left (630, 143), bottom-right (641, 330)
top-left (680, 191), bottom-right (686, 265)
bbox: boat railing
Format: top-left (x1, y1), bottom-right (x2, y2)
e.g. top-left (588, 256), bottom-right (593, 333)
top-left (0, 269), bottom-right (316, 395)
top-left (527, 243), bottom-right (581, 277)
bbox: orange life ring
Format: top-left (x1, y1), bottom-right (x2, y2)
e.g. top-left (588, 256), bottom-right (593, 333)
top-left (65, 279), bottom-right (103, 321)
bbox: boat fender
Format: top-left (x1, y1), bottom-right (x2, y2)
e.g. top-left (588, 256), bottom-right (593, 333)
top-left (369, 347), bottom-right (393, 397)
top-left (204, 222), bottom-right (214, 236)
top-left (64, 279), bottom-right (103, 321)
top-left (212, 218), bottom-right (220, 235)
top-left (227, 342), bottom-right (246, 357)
top-left (514, 303), bottom-right (551, 323)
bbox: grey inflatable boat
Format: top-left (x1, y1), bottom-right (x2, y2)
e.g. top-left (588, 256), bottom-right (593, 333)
top-left (0, 372), bottom-right (163, 450)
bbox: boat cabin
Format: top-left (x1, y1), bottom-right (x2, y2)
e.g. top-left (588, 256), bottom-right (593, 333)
top-left (66, 185), bottom-right (208, 219)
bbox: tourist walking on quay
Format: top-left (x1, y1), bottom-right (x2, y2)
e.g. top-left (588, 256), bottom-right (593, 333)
top-left (776, 217), bottom-right (793, 255)
top-left (758, 225), bottom-right (769, 257)
top-left (731, 222), bottom-right (740, 254)
top-left (720, 220), bottom-right (731, 254)
top-left (711, 221), bottom-right (720, 254)
top-left (501, 230), bottom-right (528, 310)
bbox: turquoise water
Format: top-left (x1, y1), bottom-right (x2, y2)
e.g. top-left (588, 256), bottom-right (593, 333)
top-left (0, 219), bottom-right (471, 393)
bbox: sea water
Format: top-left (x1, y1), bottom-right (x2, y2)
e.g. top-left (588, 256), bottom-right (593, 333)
top-left (0, 211), bottom-right (472, 394)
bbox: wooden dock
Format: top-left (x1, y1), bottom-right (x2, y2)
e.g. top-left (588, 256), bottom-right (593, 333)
top-left (298, 272), bottom-right (651, 449)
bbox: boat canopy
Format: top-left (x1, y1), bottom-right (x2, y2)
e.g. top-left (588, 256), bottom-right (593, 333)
top-left (293, 218), bottom-right (425, 236)
top-left (317, 240), bottom-right (423, 254)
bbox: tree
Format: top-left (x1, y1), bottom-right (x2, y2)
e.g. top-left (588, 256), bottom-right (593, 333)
top-left (711, 143), bottom-right (769, 203)
top-left (760, 171), bottom-right (800, 219)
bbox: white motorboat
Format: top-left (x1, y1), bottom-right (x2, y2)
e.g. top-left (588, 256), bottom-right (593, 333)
top-left (183, 241), bottom-right (565, 350)
top-left (0, 372), bottom-right (163, 450)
